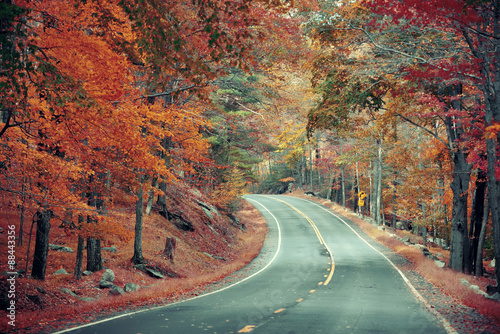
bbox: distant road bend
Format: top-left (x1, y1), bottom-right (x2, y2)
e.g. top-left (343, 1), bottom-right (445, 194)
top-left (55, 195), bottom-right (454, 334)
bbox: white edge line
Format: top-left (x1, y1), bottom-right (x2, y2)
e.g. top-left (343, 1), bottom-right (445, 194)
top-left (53, 196), bottom-right (282, 334)
top-left (295, 197), bottom-right (458, 334)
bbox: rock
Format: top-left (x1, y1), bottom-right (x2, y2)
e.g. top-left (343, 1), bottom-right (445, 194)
top-left (54, 268), bottom-right (69, 275)
top-left (3, 270), bottom-right (25, 277)
top-left (214, 256), bottom-right (227, 261)
top-left (460, 278), bottom-right (470, 287)
top-left (108, 286), bottom-right (125, 296)
top-left (49, 244), bottom-right (74, 253)
top-left (435, 253), bottom-right (444, 259)
top-left (426, 253), bottom-right (439, 261)
top-left (133, 264), bottom-right (146, 271)
top-left (412, 244), bottom-right (428, 251)
top-left (434, 260), bottom-right (446, 268)
top-left (60, 288), bottom-right (78, 298)
top-left (124, 283), bottom-right (140, 293)
top-left (99, 280), bottom-right (115, 289)
top-left (304, 191), bottom-right (316, 196)
top-left (490, 259), bottom-right (496, 268)
top-left (82, 270), bottom-right (93, 276)
top-left (433, 238), bottom-right (447, 248)
top-left (36, 286), bottom-right (47, 294)
top-left (486, 292), bottom-right (500, 301)
top-left (202, 252), bottom-right (214, 260)
top-left (170, 212), bottom-right (195, 231)
top-left (201, 207), bottom-right (213, 220)
top-left (388, 233), bottom-right (397, 238)
top-left (396, 221), bottom-right (404, 230)
top-left (400, 236), bottom-right (410, 243)
top-left (364, 217), bottom-right (376, 225)
top-left (27, 294), bottom-right (41, 305)
top-left (228, 213), bottom-right (245, 230)
top-left (469, 285), bottom-right (488, 297)
top-left (422, 249), bottom-right (432, 257)
top-left (145, 267), bottom-right (166, 279)
top-left (101, 269), bottom-right (115, 282)
top-left (102, 246), bottom-right (117, 253)
top-left (377, 225), bottom-right (385, 231)
top-left (198, 201), bottom-right (217, 219)
top-left (79, 296), bottom-right (97, 302)
top-left (486, 285), bottom-right (498, 295)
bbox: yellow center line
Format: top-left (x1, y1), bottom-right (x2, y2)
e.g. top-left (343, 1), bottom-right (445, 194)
top-left (310, 289), bottom-right (316, 293)
top-left (238, 325), bottom-right (256, 333)
top-left (297, 298), bottom-right (303, 302)
top-left (274, 308), bottom-right (286, 314)
top-left (265, 196), bottom-right (336, 286)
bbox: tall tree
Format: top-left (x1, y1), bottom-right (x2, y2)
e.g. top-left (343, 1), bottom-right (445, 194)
top-left (363, 0), bottom-right (500, 282)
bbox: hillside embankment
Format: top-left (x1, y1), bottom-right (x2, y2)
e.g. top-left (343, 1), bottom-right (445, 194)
top-left (0, 192), bottom-right (267, 334)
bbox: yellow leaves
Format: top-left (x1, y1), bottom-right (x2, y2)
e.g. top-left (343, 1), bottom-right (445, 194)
top-left (209, 167), bottom-right (247, 211)
top-left (276, 123), bottom-right (308, 168)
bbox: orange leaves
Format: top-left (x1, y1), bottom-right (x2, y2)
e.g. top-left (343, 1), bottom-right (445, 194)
top-left (279, 176), bottom-right (296, 182)
top-left (1, 0), bottom-right (215, 220)
top-left (485, 123), bottom-right (500, 140)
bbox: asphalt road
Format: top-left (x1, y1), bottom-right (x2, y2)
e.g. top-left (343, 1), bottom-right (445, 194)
top-left (55, 195), bottom-right (452, 334)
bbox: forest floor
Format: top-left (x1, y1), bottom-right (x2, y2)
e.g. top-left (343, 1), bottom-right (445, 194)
top-left (0, 194), bottom-right (268, 334)
top-left (288, 192), bottom-right (500, 334)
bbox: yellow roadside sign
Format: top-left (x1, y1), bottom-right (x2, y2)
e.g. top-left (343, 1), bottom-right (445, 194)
top-left (358, 191), bottom-right (367, 199)
top-left (358, 199), bottom-right (365, 207)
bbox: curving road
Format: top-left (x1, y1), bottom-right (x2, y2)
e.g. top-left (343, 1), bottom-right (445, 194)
top-left (55, 195), bottom-right (452, 334)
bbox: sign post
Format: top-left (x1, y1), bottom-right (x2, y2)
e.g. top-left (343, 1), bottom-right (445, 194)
top-left (357, 191), bottom-right (366, 216)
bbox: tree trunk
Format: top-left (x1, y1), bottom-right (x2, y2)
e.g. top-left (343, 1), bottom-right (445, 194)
top-left (18, 182), bottom-right (26, 246)
top-left (158, 180), bottom-right (167, 217)
top-left (437, 163), bottom-right (447, 241)
top-left (469, 174), bottom-right (487, 274)
top-left (327, 173), bottom-right (334, 200)
top-left (86, 236), bottom-right (102, 272)
top-left (340, 166), bottom-right (345, 207)
top-left (356, 162), bottom-right (360, 214)
top-left (74, 215), bottom-right (85, 279)
top-left (486, 136), bottom-right (500, 285)
top-left (131, 185), bottom-right (146, 264)
top-left (448, 150), bottom-right (472, 273)
top-left (441, 84), bottom-right (472, 274)
top-left (74, 234), bottom-right (85, 280)
top-left (164, 237), bottom-right (176, 262)
top-left (309, 145), bottom-right (313, 192)
top-left (376, 140), bottom-right (383, 225)
top-left (392, 175), bottom-right (397, 228)
top-left (371, 141), bottom-right (383, 225)
top-left (459, 2), bottom-right (500, 286)
top-left (31, 210), bottom-right (51, 280)
top-left (476, 192), bottom-right (490, 277)
top-left (145, 177), bottom-right (158, 215)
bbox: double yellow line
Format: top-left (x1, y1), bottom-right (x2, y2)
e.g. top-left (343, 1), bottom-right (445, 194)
top-left (265, 196), bottom-right (335, 286)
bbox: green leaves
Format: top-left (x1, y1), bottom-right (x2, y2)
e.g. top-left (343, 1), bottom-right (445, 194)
top-left (307, 63), bottom-right (386, 136)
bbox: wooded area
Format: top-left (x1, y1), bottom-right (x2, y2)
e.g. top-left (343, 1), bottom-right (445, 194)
top-left (1, 0), bottom-right (499, 290)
